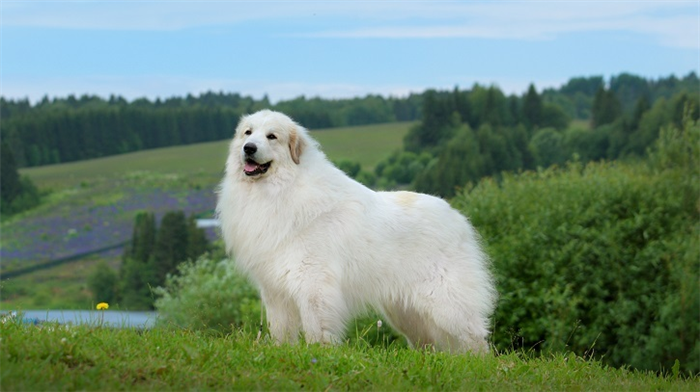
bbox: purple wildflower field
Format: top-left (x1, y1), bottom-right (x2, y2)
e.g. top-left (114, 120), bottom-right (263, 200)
top-left (1, 184), bottom-right (219, 274)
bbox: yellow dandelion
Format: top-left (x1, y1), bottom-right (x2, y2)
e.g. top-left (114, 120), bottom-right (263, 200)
top-left (96, 302), bottom-right (109, 310)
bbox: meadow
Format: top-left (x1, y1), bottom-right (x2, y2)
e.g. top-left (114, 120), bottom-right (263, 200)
top-left (1, 122), bottom-right (412, 310)
top-left (17, 121), bottom-right (414, 189)
top-left (1, 318), bottom-right (697, 391)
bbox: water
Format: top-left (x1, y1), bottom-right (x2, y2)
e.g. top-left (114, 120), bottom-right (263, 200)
top-left (7, 310), bottom-right (158, 329)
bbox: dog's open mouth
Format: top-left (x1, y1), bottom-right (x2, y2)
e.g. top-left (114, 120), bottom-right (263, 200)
top-left (243, 159), bottom-right (272, 176)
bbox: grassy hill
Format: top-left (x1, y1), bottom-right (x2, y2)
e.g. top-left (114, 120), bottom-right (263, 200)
top-left (19, 121), bottom-right (414, 189)
top-left (2, 319), bottom-right (696, 391)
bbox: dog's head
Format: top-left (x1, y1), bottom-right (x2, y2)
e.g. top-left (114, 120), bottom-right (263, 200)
top-left (228, 110), bottom-right (306, 180)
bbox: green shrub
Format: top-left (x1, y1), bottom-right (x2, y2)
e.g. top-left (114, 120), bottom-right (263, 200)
top-left (154, 256), bottom-right (405, 346)
top-left (452, 118), bottom-right (699, 374)
top-left (87, 261), bottom-right (118, 304)
top-left (355, 170), bottom-right (376, 187)
top-left (154, 256), bottom-right (261, 333)
top-left (334, 159), bottom-right (361, 178)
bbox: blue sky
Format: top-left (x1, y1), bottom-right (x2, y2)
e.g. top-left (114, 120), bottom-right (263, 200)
top-left (1, 1), bottom-right (698, 103)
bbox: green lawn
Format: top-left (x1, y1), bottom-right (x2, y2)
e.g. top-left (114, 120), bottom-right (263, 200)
top-left (20, 122), bottom-right (414, 189)
top-left (2, 320), bottom-right (696, 391)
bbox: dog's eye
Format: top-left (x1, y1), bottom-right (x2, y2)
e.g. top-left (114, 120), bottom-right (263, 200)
top-left (267, 134), bottom-right (277, 140)
top-left (244, 129), bottom-right (252, 136)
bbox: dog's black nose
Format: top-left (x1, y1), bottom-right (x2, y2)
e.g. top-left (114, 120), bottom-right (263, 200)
top-left (244, 143), bottom-right (257, 155)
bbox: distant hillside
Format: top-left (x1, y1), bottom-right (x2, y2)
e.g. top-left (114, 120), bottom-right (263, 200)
top-left (19, 122), bottom-right (413, 189)
top-left (1, 71), bottom-right (696, 168)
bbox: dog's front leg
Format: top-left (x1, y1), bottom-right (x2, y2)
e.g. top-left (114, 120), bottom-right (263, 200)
top-left (296, 284), bottom-right (348, 345)
top-left (261, 291), bottom-right (301, 344)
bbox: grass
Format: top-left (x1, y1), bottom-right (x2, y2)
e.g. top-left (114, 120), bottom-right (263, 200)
top-left (19, 122), bottom-right (414, 189)
top-left (0, 254), bottom-right (109, 311)
top-left (2, 319), bottom-right (696, 391)
top-left (570, 119), bottom-right (591, 130)
top-left (311, 122), bottom-right (414, 170)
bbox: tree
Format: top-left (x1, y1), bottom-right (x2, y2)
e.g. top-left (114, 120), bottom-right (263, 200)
top-left (187, 215), bottom-right (209, 261)
top-left (124, 212), bottom-right (156, 263)
top-left (630, 96), bottom-right (651, 131)
top-left (403, 90), bottom-right (460, 152)
top-left (1, 142), bottom-right (40, 215)
top-left (522, 84), bottom-right (543, 132)
top-left (150, 211), bottom-right (190, 285)
top-left (414, 125), bottom-right (483, 198)
top-left (529, 128), bottom-right (566, 168)
top-left (591, 87), bottom-right (622, 128)
top-left (88, 261), bottom-right (119, 304)
top-left (610, 72), bottom-right (651, 113)
top-left (118, 210), bottom-right (209, 309)
top-left (120, 257), bottom-right (158, 309)
top-left (1, 142), bottom-right (22, 209)
top-left (119, 212), bottom-right (159, 309)
top-left (540, 104), bottom-right (571, 131)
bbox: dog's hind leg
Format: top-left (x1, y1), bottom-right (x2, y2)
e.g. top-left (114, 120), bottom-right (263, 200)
top-left (380, 301), bottom-right (436, 350)
top-left (425, 301), bottom-right (490, 354)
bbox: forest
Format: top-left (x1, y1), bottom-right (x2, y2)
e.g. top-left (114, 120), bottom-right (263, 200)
top-left (1, 72), bottom-right (697, 171)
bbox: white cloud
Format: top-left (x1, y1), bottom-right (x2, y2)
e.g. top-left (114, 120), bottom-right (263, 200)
top-left (2, 1), bottom-right (695, 51)
top-left (303, 3), bottom-right (698, 49)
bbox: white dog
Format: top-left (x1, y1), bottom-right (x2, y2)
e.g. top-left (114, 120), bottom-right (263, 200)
top-left (216, 110), bottom-right (496, 353)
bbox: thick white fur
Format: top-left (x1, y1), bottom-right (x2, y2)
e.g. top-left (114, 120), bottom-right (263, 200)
top-left (217, 110), bottom-right (496, 353)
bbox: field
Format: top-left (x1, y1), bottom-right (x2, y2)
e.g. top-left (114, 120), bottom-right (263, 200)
top-left (18, 121), bottom-right (415, 189)
top-left (1, 122), bottom-right (413, 310)
top-left (2, 319), bottom-right (697, 391)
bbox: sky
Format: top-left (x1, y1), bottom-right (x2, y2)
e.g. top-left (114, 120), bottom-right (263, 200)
top-left (1, 1), bottom-right (698, 104)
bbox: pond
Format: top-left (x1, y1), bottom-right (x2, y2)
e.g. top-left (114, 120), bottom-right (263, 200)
top-left (5, 310), bottom-right (158, 329)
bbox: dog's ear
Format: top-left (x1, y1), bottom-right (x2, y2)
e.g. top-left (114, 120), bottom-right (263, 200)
top-left (289, 127), bottom-right (305, 165)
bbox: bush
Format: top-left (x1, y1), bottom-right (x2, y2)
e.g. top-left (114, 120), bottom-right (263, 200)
top-left (452, 117), bottom-right (699, 374)
top-left (334, 159), bottom-right (361, 178)
top-left (153, 256), bottom-right (261, 333)
top-left (87, 261), bottom-right (118, 305)
top-left (154, 255), bottom-right (404, 346)
top-left (355, 171), bottom-right (376, 188)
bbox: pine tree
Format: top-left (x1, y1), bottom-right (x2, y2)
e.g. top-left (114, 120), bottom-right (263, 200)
top-left (119, 212), bottom-right (159, 309)
top-left (522, 84), bottom-right (543, 132)
top-left (187, 215), bottom-right (209, 260)
top-left (150, 211), bottom-right (190, 285)
top-left (125, 212), bottom-right (156, 264)
top-left (414, 125), bottom-right (482, 198)
top-left (591, 87), bottom-right (622, 128)
top-left (1, 142), bottom-right (22, 209)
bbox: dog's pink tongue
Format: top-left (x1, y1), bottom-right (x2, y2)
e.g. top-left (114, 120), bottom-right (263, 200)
top-left (244, 161), bottom-right (258, 172)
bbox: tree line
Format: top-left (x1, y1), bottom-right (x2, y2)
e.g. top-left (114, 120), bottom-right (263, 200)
top-left (0, 92), bottom-right (422, 168)
top-left (1, 72), bottom-right (695, 169)
top-left (339, 72), bottom-right (698, 197)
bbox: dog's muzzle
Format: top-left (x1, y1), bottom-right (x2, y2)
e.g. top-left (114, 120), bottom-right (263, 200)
top-left (243, 142), bottom-right (271, 176)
